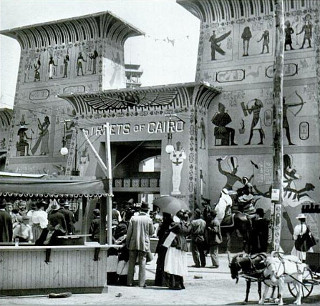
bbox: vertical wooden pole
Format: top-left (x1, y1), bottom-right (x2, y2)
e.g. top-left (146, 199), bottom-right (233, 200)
top-left (272, 0), bottom-right (285, 252)
top-left (100, 196), bottom-right (107, 245)
top-left (81, 128), bottom-right (110, 245)
top-left (105, 123), bottom-right (113, 245)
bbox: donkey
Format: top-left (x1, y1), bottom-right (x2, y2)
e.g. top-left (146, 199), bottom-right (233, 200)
top-left (229, 252), bottom-right (269, 303)
top-left (259, 253), bottom-right (307, 305)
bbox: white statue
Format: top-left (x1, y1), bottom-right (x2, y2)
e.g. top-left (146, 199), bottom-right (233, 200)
top-left (169, 141), bottom-right (186, 195)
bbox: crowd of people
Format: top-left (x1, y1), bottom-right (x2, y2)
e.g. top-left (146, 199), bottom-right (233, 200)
top-left (1, 192), bottom-right (316, 291)
top-left (90, 193), bottom-right (271, 290)
top-left (0, 198), bottom-right (75, 245)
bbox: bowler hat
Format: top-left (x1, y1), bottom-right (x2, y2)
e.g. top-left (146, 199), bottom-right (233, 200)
top-left (93, 209), bottom-right (100, 216)
top-left (140, 202), bottom-right (149, 211)
top-left (255, 208), bottom-right (265, 217)
top-left (59, 199), bottom-right (66, 206)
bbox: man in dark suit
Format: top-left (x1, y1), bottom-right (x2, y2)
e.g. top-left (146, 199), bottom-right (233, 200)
top-left (0, 200), bottom-right (13, 242)
top-left (250, 208), bottom-right (269, 254)
top-left (35, 222), bottom-right (66, 246)
top-left (58, 200), bottom-right (75, 234)
top-left (126, 202), bottom-right (154, 287)
top-left (48, 202), bottom-right (67, 233)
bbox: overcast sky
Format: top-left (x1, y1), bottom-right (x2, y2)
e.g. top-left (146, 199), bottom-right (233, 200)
top-left (0, 0), bottom-right (200, 109)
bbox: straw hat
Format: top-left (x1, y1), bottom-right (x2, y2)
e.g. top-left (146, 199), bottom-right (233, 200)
top-left (51, 203), bottom-right (60, 211)
top-left (296, 213), bottom-right (306, 220)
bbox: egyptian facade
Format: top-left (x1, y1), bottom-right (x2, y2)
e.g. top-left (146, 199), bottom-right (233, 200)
top-left (178, 0), bottom-right (320, 251)
top-left (1, 1), bottom-right (320, 251)
top-left (1, 11), bottom-right (142, 173)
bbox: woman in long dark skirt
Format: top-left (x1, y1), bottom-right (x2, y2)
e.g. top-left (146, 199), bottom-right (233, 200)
top-left (154, 212), bottom-right (173, 286)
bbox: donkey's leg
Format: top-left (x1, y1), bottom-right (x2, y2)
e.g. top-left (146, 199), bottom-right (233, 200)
top-left (226, 232), bottom-right (231, 253)
top-left (245, 279), bottom-right (251, 302)
top-left (258, 281), bottom-right (261, 300)
top-left (278, 279), bottom-right (284, 306)
top-left (259, 284), bottom-right (269, 304)
top-left (293, 279), bottom-right (302, 305)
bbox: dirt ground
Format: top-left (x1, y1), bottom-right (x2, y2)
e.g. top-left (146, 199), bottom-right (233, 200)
top-left (1, 253), bottom-right (319, 306)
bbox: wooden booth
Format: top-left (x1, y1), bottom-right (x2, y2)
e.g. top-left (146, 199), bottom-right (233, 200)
top-left (0, 172), bottom-right (114, 296)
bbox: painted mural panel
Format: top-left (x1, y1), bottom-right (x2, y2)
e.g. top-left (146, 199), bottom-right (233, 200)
top-left (20, 41), bottom-right (102, 84)
top-left (237, 17), bottom-right (274, 58)
top-left (197, 10), bottom-right (317, 85)
top-left (207, 84), bottom-right (318, 147)
top-left (12, 109), bottom-right (52, 157)
top-left (201, 23), bottom-right (233, 63)
top-left (209, 152), bottom-right (320, 253)
top-left (197, 110), bottom-right (209, 202)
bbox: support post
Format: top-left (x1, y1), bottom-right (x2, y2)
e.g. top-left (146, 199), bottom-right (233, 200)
top-left (81, 127), bottom-right (112, 245)
top-left (105, 123), bottom-right (113, 245)
top-left (272, 0), bottom-right (285, 252)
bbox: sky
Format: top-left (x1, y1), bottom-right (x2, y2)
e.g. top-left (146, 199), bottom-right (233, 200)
top-left (0, 0), bottom-right (200, 109)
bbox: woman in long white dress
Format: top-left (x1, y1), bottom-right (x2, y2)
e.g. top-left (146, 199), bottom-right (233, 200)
top-left (291, 213), bottom-right (314, 261)
top-left (164, 210), bottom-right (190, 290)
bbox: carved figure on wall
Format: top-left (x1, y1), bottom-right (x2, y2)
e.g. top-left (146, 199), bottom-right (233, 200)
top-left (16, 125), bottom-right (32, 156)
top-left (242, 99), bottom-right (264, 145)
top-left (217, 156), bottom-right (254, 191)
top-left (65, 120), bottom-right (76, 149)
top-left (31, 116), bottom-right (50, 156)
top-left (48, 56), bottom-right (57, 79)
top-left (24, 61), bottom-right (33, 82)
top-left (89, 50), bottom-right (99, 74)
top-left (0, 138), bottom-right (5, 150)
top-left (77, 52), bottom-right (87, 76)
top-left (63, 53), bottom-right (70, 78)
top-left (199, 117), bottom-right (206, 149)
top-left (169, 141), bottom-right (186, 195)
top-left (34, 57), bottom-right (41, 82)
top-left (284, 21), bottom-right (294, 51)
top-left (209, 30), bottom-right (231, 60)
top-left (283, 154), bottom-right (315, 205)
top-left (79, 145), bottom-right (90, 176)
top-left (241, 26), bottom-right (252, 56)
top-left (283, 92), bottom-right (305, 145)
top-left (211, 103), bottom-right (237, 146)
top-left (297, 14), bottom-right (313, 49)
top-left (257, 30), bottom-right (269, 54)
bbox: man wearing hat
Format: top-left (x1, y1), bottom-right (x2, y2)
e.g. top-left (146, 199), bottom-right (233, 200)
top-left (215, 188), bottom-right (233, 224)
top-left (13, 215), bottom-right (33, 243)
top-left (0, 200), bottom-right (13, 242)
top-left (291, 213), bottom-right (315, 261)
top-left (48, 201), bottom-right (67, 233)
top-left (126, 201), bottom-right (154, 287)
top-left (58, 199), bottom-right (75, 235)
top-left (190, 208), bottom-right (206, 267)
top-left (250, 208), bottom-right (269, 254)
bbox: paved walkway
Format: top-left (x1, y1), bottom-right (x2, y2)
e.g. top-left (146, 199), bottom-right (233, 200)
top-left (1, 253), bottom-right (320, 305)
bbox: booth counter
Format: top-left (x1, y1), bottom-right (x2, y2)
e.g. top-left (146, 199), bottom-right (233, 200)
top-left (0, 243), bottom-right (115, 296)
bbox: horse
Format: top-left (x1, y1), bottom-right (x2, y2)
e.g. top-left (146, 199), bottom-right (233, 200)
top-left (228, 252), bottom-right (269, 303)
top-left (218, 192), bottom-right (258, 253)
top-left (259, 252), bottom-right (307, 305)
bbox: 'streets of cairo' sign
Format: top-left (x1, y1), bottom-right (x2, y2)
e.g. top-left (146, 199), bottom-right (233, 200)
top-left (83, 120), bottom-right (185, 136)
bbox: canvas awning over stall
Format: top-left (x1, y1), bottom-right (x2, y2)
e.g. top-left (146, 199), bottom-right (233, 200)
top-left (0, 171), bottom-right (108, 198)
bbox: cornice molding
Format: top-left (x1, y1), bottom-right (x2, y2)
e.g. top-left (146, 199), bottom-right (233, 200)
top-left (0, 11), bottom-right (144, 49)
top-left (177, 0), bottom-right (318, 23)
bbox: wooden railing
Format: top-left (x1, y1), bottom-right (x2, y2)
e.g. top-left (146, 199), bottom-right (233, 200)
top-left (113, 177), bottom-right (160, 191)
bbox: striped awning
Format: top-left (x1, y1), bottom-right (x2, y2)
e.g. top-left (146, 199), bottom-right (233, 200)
top-left (0, 172), bottom-right (108, 198)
